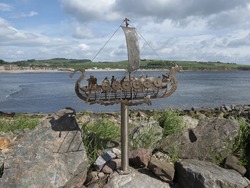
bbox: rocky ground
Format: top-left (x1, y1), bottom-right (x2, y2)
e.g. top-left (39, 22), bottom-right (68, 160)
top-left (0, 104), bottom-right (250, 187)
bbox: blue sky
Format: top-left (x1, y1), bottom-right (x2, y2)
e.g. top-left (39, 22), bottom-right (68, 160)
top-left (0, 0), bottom-right (250, 65)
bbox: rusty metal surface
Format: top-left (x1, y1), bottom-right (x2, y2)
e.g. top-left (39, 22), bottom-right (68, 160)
top-left (70, 63), bottom-right (181, 106)
top-left (70, 18), bottom-right (181, 174)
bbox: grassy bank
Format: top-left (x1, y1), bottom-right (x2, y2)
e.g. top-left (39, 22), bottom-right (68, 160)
top-left (1, 58), bottom-right (250, 71)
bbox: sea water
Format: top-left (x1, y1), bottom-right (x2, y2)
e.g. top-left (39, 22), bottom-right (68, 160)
top-left (0, 70), bottom-right (250, 113)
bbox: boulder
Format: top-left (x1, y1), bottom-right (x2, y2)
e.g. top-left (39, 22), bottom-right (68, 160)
top-left (77, 113), bottom-right (91, 125)
top-left (181, 115), bottom-right (199, 130)
top-left (0, 108), bottom-right (88, 188)
top-left (94, 150), bottom-right (117, 171)
top-left (152, 151), bottom-right (171, 162)
top-left (147, 157), bottom-right (175, 183)
top-left (246, 164), bottom-right (250, 180)
top-left (157, 118), bottom-right (239, 162)
top-left (104, 168), bottom-right (171, 188)
top-left (224, 154), bottom-right (246, 176)
top-left (102, 164), bottom-right (114, 174)
top-left (129, 120), bottom-right (163, 151)
top-left (135, 111), bottom-right (148, 119)
top-left (102, 158), bottom-right (122, 174)
top-left (129, 148), bottom-right (151, 168)
top-left (175, 159), bottom-right (249, 188)
top-left (0, 111), bottom-right (15, 117)
top-left (0, 151), bottom-right (4, 178)
top-left (0, 137), bottom-right (10, 150)
top-left (112, 148), bottom-right (121, 158)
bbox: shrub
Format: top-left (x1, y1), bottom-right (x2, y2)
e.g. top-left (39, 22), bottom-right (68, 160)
top-left (158, 110), bottom-right (183, 136)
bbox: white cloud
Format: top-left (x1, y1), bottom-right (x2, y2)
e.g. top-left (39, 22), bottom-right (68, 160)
top-left (0, 17), bottom-right (81, 61)
top-left (61, 0), bottom-right (250, 26)
top-left (114, 0), bottom-right (249, 21)
top-left (0, 3), bottom-right (12, 11)
top-left (227, 32), bottom-right (250, 47)
top-left (72, 23), bottom-right (93, 39)
top-left (27, 11), bottom-right (38, 17)
top-left (79, 43), bottom-right (90, 51)
top-left (0, 1), bottom-right (250, 65)
top-left (11, 11), bottom-right (38, 19)
top-left (60, 0), bottom-right (120, 22)
top-left (0, 17), bottom-right (69, 47)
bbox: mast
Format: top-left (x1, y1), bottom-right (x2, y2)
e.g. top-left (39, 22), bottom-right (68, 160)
top-left (124, 18), bottom-right (129, 27)
top-left (121, 18), bottom-right (140, 73)
top-left (123, 18), bottom-right (133, 98)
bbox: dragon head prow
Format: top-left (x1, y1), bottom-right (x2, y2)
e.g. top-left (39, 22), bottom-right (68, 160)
top-left (69, 69), bottom-right (86, 78)
top-left (170, 62), bottom-right (182, 72)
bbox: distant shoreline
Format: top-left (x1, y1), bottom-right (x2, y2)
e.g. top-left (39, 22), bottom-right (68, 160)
top-left (0, 68), bottom-right (127, 74)
top-left (0, 68), bottom-right (249, 74)
top-left (0, 68), bottom-right (154, 74)
top-left (0, 69), bottom-right (66, 74)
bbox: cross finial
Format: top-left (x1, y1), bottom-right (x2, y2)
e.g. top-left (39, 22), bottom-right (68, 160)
top-left (124, 18), bottom-right (130, 27)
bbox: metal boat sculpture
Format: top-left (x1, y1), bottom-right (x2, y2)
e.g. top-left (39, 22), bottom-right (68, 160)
top-left (70, 18), bottom-right (181, 106)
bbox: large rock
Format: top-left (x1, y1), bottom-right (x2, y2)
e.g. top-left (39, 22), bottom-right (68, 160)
top-left (147, 157), bottom-right (175, 183)
top-left (224, 154), bottom-right (247, 176)
top-left (0, 137), bottom-right (10, 150)
top-left (157, 118), bottom-right (239, 162)
top-left (0, 151), bottom-right (4, 178)
top-left (175, 159), bottom-right (249, 188)
top-left (94, 150), bottom-right (117, 171)
top-left (0, 108), bottom-right (88, 188)
top-left (129, 117), bottom-right (163, 151)
top-left (181, 115), bottom-right (199, 130)
top-left (104, 168), bottom-right (171, 188)
top-left (102, 159), bottom-right (122, 174)
top-left (246, 164), bottom-right (250, 180)
top-left (129, 148), bottom-right (151, 168)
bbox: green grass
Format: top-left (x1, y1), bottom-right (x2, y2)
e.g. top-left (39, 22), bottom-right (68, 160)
top-left (168, 145), bottom-right (179, 163)
top-left (158, 110), bottom-right (183, 136)
top-left (3, 58), bottom-right (250, 70)
top-left (0, 114), bottom-right (41, 133)
top-left (157, 110), bottom-right (184, 162)
top-left (80, 118), bottom-right (120, 163)
top-left (129, 123), bottom-right (162, 150)
top-left (83, 118), bottom-right (120, 140)
top-left (232, 118), bottom-right (250, 165)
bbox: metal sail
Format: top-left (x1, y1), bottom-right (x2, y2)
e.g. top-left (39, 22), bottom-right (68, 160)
top-left (121, 26), bottom-right (140, 72)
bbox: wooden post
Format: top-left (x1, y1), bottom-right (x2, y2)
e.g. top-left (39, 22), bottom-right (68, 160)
top-left (121, 103), bottom-right (129, 172)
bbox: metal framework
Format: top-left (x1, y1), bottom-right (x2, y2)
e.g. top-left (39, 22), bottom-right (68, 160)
top-left (70, 18), bottom-right (180, 172)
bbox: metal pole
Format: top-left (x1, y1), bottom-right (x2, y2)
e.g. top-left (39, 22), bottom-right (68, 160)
top-left (121, 103), bottom-right (129, 172)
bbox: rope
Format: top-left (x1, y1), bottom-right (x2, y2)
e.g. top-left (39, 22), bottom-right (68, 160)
top-left (91, 21), bottom-right (124, 62)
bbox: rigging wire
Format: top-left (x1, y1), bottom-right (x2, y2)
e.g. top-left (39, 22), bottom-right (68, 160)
top-left (128, 21), bottom-right (164, 77)
top-left (129, 21), bottom-right (163, 61)
top-left (137, 30), bottom-right (163, 61)
top-left (91, 20), bottom-right (124, 62)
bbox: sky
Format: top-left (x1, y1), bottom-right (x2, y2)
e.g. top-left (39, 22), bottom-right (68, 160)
top-left (0, 0), bottom-right (250, 65)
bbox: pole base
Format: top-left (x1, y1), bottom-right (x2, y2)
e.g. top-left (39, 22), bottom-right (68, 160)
top-left (117, 167), bottom-right (131, 175)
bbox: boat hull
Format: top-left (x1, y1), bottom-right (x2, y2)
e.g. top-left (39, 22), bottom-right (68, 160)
top-left (70, 66), bottom-right (180, 106)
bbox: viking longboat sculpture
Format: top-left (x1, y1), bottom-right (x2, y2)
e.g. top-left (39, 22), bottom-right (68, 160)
top-left (70, 18), bottom-right (181, 106)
